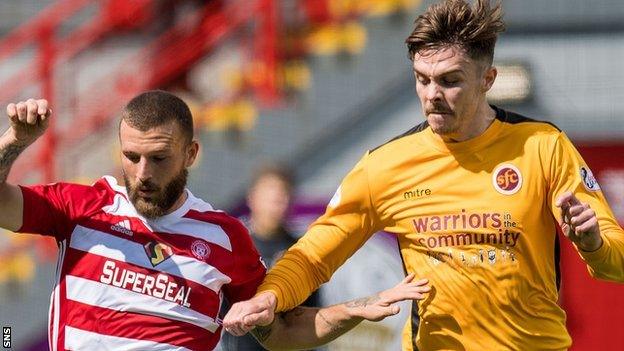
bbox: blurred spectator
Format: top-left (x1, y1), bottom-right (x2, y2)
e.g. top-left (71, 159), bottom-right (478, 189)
top-left (220, 163), bottom-right (320, 351)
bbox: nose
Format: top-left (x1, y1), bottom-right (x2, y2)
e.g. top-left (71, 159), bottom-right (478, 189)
top-left (136, 157), bottom-right (153, 182)
top-left (425, 82), bottom-right (443, 102)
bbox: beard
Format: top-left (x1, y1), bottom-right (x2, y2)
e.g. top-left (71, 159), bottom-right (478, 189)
top-left (124, 168), bottom-right (188, 219)
top-left (425, 103), bottom-right (459, 136)
top-left (428, 116), bottom-right (459, 135)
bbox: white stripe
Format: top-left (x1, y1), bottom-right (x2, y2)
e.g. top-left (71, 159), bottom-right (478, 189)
top-left (48, 290), bottom-right (53, 351)
top-left (69, 225), bottom-right (231, 292)
top-left (101, 193), bottom-right (151, 229)
top-left (51, 240), bottom-right (66, 351)
top-left (185, 191), bottom-right (215, 212)
top-left (64, 326), bottom-right (192, 351)
top-left (65, 275), bottom-right (219, 332)
top-left (150, 217), bottom-right (232, 251)
top-left (102, 175), bottom-right (126, 193)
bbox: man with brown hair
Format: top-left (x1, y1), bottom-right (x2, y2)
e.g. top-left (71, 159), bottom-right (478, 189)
top-left (224, 0), bottom-right (624, 349)
top-left (0, 91), bottom-right (266, 350)
top-left (0, 92), bottom-right (429, 350)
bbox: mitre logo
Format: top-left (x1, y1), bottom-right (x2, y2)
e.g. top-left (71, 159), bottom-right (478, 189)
top-left (144, 241), bottom-right (173, 267)
top-left (493, 164), bottom-right (522, 195)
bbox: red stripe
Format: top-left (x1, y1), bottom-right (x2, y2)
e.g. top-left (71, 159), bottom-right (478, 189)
top-left (64, 299), bottom-right (219, 351)
top-left (184, 210), bottom-right (266, 303)
top-left (62, 247), bottom-right (221, 317)
top-left (76, 218), bottom-right (239, 277)
top-left (184, 210), bottom-right (247, 239)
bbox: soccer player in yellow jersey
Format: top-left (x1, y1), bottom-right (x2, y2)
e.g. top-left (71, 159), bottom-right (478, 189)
top-left (224, 0), bottom-right (624, 350)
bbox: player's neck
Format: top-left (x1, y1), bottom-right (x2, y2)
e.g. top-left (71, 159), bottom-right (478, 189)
top-left (164, 190), bottom-right (188, 215)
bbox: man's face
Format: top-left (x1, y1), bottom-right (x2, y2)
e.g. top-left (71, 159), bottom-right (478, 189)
top-left (247, 174), bottom-right (291, 226)
top-left (413, 45), bottom-right (495, 139)
top-left (119, 120), bottom-right (197, 218)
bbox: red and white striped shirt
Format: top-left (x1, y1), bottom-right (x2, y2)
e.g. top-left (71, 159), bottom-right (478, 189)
top-left (19, 176), bottom-right (266, 351)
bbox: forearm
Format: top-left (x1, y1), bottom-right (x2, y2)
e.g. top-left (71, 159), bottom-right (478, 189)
top-left (252, 303), bottom-right (365, 351)
top-left (245, 274), bottom-right (429, 350)
top-left (258, 223), bottom-right (375, 312)
top-left (0, 128), bottom-right (27, 184)
top-left (257, 246), bottom-right (328, 313)
top-left (0, 128), bottom-right (28, 232)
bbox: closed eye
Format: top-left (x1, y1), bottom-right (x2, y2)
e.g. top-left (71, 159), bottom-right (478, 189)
top-left (123, 152), bottom-right (140, 163)
top-left (416, 75), bottom-right (430, 85)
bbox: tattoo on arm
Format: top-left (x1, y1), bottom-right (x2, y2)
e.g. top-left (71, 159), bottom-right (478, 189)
top-left (280, 306), bottom-right (307, 328)
top-left (0, 143), bottom-right (26, 182)
top-left (318, 310), bottom-right (342, 334)
top-left (251, 308), bottom-right (306, 344)
top-left (345, 294), bottom-right (380, 308)
top-left (286, 307), bottom-right (306, 317)
top-left (250, 324), bottom-right (273, 343)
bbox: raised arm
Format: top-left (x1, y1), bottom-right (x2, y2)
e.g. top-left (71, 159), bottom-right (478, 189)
top-left (248, 274), bottom-right (430, 351)
top-left (0, 99), bottom-right (51, 231)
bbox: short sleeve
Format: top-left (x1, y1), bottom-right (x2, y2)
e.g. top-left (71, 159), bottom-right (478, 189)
top-left (222, 221), bottom-right (267, 303)
top-left (18, 182), bottom-right (103, 241)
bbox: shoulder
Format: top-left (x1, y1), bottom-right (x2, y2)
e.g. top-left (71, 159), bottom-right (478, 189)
top-left (354, 121), bottom-right (432, 187)
top-left (185, 209), bottom-right (248, 234)
top-left (494, 106), bottom-right (561, 139)
top-left (360, 120), bottom-right (431, 179)
top-left (183, 198), bottom-right (253, 250)
top-left (22, 176), bottom-right (118, 206)
top-left (369, 120), bottom-right (430, 156)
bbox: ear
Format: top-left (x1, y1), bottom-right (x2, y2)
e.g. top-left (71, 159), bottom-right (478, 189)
top-left (184, 140), bottom-right (199, 168)
top-left (482, 66), bottom-right (497, 93)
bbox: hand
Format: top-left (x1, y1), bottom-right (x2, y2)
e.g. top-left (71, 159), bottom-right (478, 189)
top-left (6, 99), bottom-right (51, 146)
top-left (556, 191), bottom-right (602, 252)
top-left (346, 273), bottom-right (430, 322)
top-left (223, 291), bottom-right (277, 336)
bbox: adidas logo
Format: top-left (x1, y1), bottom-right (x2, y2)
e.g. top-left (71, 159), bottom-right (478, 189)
top-left (111, 219), bottom-right (133, 236)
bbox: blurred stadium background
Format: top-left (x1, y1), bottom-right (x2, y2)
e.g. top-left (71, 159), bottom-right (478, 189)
top-left (0, 0), bottom-right (623, 350)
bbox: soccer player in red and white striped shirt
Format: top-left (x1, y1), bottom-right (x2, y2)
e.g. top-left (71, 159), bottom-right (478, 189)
top-left (0, 91), bottom-right (267, 350)
top-left (0, 92), bottom-right (430, 351)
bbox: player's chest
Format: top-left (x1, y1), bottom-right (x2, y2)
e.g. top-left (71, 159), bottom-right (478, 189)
top-left (379, 155), bottom-right (545, 230)
top-left (71, 215), bottom-right (234, 275)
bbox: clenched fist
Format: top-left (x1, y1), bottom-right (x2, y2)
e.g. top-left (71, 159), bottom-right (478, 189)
top-left (6, 98), bottom-right (51, 146)
top-left (556, 191), bottom-right (602, 252)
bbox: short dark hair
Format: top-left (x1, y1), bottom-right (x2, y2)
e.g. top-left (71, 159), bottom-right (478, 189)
top-left (405, 0), bottom-right (505, 65)
top-left (121, 90), bottom-right (194, 143)
top-left (250, 163), bottom-right (295, 195)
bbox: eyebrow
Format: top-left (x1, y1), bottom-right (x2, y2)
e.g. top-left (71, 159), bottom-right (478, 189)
top-left (413, 68), bottom-right (465, 76)
top-left (122, 148), bottom-right (173, 155)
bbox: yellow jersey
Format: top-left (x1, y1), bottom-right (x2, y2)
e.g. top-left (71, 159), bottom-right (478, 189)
top-left (258, 106), bottom-right (624, 350)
